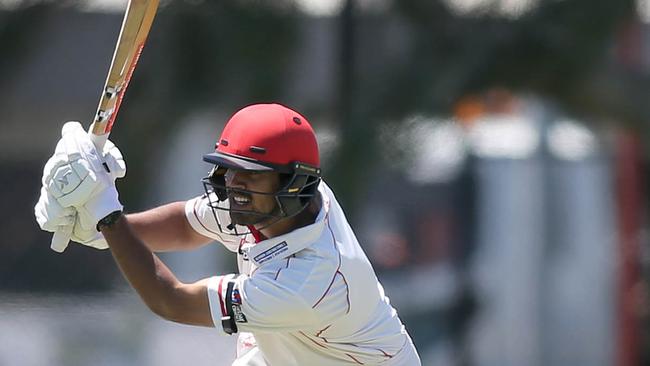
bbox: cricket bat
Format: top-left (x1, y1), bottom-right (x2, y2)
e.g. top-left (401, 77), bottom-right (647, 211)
top-left (51, 0), bottom-right (160, 253)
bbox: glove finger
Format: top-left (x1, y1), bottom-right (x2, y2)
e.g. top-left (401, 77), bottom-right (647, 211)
top-left (72, 214), bottom-right (109, 250)
top-left (76, 205), bottom-right (98, 231)
top-left (72, 217), bottom-right (99, 238)
top-left (50, 226), bottom-right (72, 253)
top-left (35, 187), bottom-right (76, 231)
top-left (63, 130), bottom-right (83, 164)
top-left (61, 121), bottom-right (84, 137)
top-left (58, 214), bottom-right (76, 226)
top-left (37, 211), bottom-right (75, 232)
top-left (103, 141), bottom-right (126, 179)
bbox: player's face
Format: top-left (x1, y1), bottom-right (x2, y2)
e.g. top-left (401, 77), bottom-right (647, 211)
top-left (225, 169), bottom-right (281, 226)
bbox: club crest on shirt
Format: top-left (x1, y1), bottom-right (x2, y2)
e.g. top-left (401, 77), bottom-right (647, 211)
top-left (230, 288), bottom-right (247, 323)
top-left (253, 241), bottom-right (288, 264)
top-left (231, 288), bottom-right (242, 305)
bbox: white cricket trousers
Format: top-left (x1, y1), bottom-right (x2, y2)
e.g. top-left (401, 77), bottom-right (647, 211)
top-left (231, 337), bottom-right (421, 366)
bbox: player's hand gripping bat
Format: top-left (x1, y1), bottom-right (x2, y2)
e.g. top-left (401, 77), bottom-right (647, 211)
top-left (50, 0), bottom-right (159, 253)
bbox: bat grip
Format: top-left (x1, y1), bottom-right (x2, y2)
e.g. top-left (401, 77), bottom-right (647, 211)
top-left (49, 131), bottom-right (110, 253)
top-left (89, 131), bottom-right (109, 152)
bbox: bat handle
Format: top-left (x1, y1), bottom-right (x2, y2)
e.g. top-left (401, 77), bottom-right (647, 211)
top-left (49, 131), bottom-right (110, 253)
top-left (51, 225), bottom-right (73, 253)
top-left (89, 130), bottom-right (109, 151)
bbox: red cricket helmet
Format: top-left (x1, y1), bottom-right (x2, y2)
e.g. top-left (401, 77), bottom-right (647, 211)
top-left (203, 103), bottom-right (320, 173)
top-left (201, 104), bottom-right (322, 235)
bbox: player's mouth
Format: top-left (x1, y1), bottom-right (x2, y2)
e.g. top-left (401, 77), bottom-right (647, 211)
top-left (229, 193), bottom-right (252, 208)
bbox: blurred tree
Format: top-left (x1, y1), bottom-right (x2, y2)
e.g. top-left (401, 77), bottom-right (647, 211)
top-left (327, 0), bottom-right (645, 209)
top-left (386, 0), bottom-right (638, 117)
top-left (0, 3), bottom-right (50, 87)
top-left (1, 0), bottom-right (644, 207)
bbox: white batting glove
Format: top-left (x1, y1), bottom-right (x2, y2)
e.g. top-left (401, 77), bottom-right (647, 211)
top-left (35, 121), bottom-right (126, 250)
top-left (70, 211), bottom-right (109, 249)
top-left (43, 121), bottom-right (123, 201)
top-left (35, 204), bottom-right (109, 250)
top-left (45, 121), bottom-right (123, 223)
top-left (34, 186), bottom-right (76, 233)
top-left (35, 185), bottom-right (109, 249)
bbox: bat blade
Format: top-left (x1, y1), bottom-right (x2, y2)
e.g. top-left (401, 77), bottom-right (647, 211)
top-left (50, 0), bottom-right (159, 253)
top-left (90, 0), bottom-right (159, 142)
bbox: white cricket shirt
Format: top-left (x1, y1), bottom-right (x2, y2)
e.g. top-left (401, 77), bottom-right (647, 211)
top-left (185, 181), bottom-right (421, 365)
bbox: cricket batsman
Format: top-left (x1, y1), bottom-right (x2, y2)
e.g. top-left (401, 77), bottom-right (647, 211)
top-left (35, 103), bottom-right (422, 365)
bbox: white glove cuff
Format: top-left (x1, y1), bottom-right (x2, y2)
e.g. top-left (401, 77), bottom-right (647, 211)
top-left (80, 185), bottom-right (123, 229)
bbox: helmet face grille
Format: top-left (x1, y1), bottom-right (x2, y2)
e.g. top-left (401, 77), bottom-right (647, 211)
top-left (200, 166), bottom-right (321, 236)
top-left (201, 103), bottom-right (322, 236)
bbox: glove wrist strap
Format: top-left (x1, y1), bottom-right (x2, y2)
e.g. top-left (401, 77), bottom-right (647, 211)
top-left (97, 210), bottom-right (123, 232)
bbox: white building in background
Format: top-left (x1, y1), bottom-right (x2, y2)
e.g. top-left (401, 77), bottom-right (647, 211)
top-left (467, 102), bottom-right (616, 366)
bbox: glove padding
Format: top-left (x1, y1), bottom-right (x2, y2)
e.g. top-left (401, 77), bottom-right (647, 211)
top-left (71, 210), bottom-right (109, 249)
top-left (35, 121), bottom-right (126, 250)
top-left (43, 121), bottom-right (124, 207)
top-left (35, 186), bottom-right (76, 232)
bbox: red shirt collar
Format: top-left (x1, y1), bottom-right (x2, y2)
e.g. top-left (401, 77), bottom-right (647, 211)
top-left (247, 225), bottom-right (265, 243)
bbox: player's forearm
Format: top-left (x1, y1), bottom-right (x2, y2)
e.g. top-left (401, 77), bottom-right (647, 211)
top-left (126, 201), bottom-right (211, 252)
top-left (101, 215), bottom-right (180, 315)
top-left (101, 214), bottom-right (211, 326)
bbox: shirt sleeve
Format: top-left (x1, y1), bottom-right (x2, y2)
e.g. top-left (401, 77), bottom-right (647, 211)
top-left (206, 273), bottom-right (319, 335)
top-left (184, 194), bottom-right (240, 252)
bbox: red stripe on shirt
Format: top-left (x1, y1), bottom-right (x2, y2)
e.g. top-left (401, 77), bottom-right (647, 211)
top-left (378, 348), bottom-right (394, 358)
top-left (298, 331), bottom-right (329, 349)
top-left (345, 342), bottom-right (394, 358)
top-left (312, 272), bottom-right (338, 308)
top-left (345, 353), bottom-right (364, 364)
top-left (247, 225), bottom-right (264, 242)
top-left (315, 324), bottom-right (332, 337)
top-left (217, 276), bottom-right (227, 317)
top-left (336, 270), bottom-right (351, 314)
